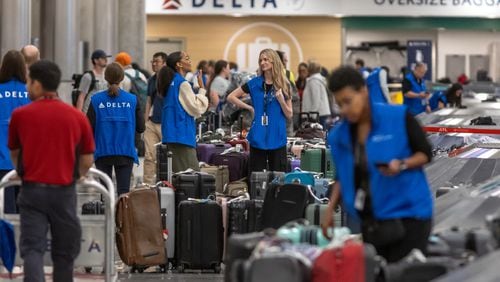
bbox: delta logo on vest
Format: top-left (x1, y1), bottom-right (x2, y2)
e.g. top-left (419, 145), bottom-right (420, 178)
top-left (98, 102), bottom-right (132, 109)
top-left (0, 91), bottom-right (29, 99)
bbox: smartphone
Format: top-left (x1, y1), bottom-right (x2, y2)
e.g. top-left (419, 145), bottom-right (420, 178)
top-left (375, 163), bottom-right (389, 168)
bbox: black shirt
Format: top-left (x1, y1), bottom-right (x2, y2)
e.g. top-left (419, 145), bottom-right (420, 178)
top-left (241, 82), bottom-right (273, 94)
top-left (351, 112), bottom-right (432, 218)
top-left (402, 73), bottom-right (423, 95)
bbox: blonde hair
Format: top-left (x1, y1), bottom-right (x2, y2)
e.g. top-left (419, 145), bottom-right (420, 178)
top-left (259, 49), bottom-right (290, 99)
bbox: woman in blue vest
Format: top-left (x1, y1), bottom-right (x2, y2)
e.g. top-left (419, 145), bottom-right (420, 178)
top-left (403, 62), bottom-right (429, 115)
top-left (321, 66), bottom-right (433, 263)
top-left (159, 52), bottom-right (209, 172)
top-left (87, 63), bottom-right (145, 195)
top-left (227, 49), bottom-right (293, 173)
top-left (0, 50), bottom-right (30, 213)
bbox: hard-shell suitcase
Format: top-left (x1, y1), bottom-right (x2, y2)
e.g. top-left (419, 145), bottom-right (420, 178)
top-left (81, 200), bottom-right (105, 215)
top-left (156, 143), bottom-right (171, 182)
top-left (383, 256), bottom-right (459, 282)
top-left (172, 171), bottom-right (216, 208)
top-left (210, 152), bottom-right (249, 182)
top-left (200, 164), bottom-right (230, 194)
top-left (157, 184), bottom-right (176, 260)
top-left (250, 171), bottom-right (285, 200)
top-left (115, 188), bottom-right (167, 271)
top-left (435, 227), bottom-right (496, 258)
top-left (197, 143), bottom-right (231, 164)
top-left (228, 199), bottom-right (263, 236)
top-left (261, 183), bottom-right (313, 229)
top-left (301, 147), bottom-right (335, 179)
top-left (305, 203), bottom-right (343, 227)
top-left (243, 253), bottom-right (311, 282)
top-left (225, 232), bottom-right (268, 282)
top-left (176, 200), bottom-right (223, 273)
top-left (284, 169), bottom-right (316, 186)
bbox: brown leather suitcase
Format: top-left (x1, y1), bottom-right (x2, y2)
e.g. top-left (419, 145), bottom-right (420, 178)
top-left (115, 187), bottom-right (167, 272)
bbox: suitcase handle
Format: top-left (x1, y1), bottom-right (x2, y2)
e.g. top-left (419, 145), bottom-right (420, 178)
top-left (307, 185), bottom-right (329, 204)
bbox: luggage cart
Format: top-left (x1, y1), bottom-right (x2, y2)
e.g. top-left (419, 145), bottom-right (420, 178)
top-left (0, 168), bottom-right (117, 282)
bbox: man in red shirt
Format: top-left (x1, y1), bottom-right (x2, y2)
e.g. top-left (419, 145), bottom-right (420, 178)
top-left (8, 60), bottom-right (95, 282)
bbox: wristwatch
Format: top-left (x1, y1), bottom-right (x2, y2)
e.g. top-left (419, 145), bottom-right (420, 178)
top-left (399, 161), bottom-right (408, 171)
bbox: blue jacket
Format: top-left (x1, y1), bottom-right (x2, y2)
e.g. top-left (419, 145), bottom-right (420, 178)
top-left (162, 73), bottom-right (197, 148)
top-left (90, 89), bottom-right (139, 164)
top-left (366, 68), bottom-right (388, 104)
top-left (403, 72), bottom-right (426, 115)
top-left (0, 219), bottom-right (16, 274)
top-left (0, 79), bottom-right (30, 170)
top-left (328, 103), bottom-right (433, 220)
top-left (246, 76), bottom-right (287, 150)
top-left (429, 91), bottom-right (447, 111)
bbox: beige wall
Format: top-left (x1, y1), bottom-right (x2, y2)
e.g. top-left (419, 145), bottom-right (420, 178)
top-left (147, 15), bottom-right (341, 74)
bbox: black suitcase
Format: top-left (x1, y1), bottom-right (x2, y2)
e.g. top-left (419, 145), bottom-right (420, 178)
top-left (81, 200), bottom-right (105, 215)
top-left (383, 256), bottom-right (459, 282)
top-left (176, 200), bottom-right (223, 273)
top-left (172, 171), bottom-right (216, 208)
top-left (250, 171), bottom-right (285, 200)
top-left (225, 232), bottom-right (267, 282)
top-left (228, 199), bottom-right (263, 236)
top-left (156, 143), bottom-right (172, 182)
top-left (261, 183), bottom-right (313, 229)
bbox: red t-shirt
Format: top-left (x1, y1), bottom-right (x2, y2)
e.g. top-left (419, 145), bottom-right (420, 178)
top-left (8, 99), bottom-right (95, 185)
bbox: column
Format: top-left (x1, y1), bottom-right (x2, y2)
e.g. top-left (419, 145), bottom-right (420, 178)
top-left (118, 0), bottom-right (146, 66)
top-left (94, 0), bottom-right (118, 57)
top-left (1, 0), bottom-right (31, 58)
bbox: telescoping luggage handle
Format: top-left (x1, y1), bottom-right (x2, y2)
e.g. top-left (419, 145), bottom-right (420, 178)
top-left (0, 168), bottom-right (117, 282)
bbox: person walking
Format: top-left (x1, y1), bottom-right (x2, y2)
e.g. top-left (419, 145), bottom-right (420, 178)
top-left (227, 49), bottom-right (293, 173)
top-left (77, 49), bottom-right (112, 113)
top-left (143, 52), bottom-right (167, 185)
top-left (0, 50), bottom-right (31, 214)
top-left (8, 60), bottom-right (95, 281)
top-left (322, 66), bottom-right (433, 263)
top-left (160, 52), bottom-right (209, 172)
top-left (87, 63), bottom-right (145, 195)
top-left (301, 61), bottom-right (331, 128)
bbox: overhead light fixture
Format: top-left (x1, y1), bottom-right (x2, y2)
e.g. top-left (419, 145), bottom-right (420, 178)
top-left (232, 13), bottom-right (244, 17)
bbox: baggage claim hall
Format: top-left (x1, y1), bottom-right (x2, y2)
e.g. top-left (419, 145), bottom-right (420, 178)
top-left (1, 0), bottom-right (500, 281)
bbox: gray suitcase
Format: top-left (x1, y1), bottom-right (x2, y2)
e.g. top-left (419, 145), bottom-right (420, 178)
top-left (250, 171), bottom-right (285, 200)
top-left (305, 203), bottom-right (342, 227)
top-left (158, 185), bottom-right (175, 260)
top-left (243, 254), bottom-right (310, 282)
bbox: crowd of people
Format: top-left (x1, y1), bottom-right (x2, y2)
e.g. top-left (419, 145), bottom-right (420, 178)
top-left (0, 43), bottom-right (476, 280)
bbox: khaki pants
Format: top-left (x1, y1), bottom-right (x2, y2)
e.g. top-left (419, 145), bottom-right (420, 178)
top-left (143, 120), bottom-right (162, 184)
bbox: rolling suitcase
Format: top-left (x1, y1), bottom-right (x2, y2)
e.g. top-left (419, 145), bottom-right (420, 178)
top-left (284, 169), bottom-right (316, 186)
top-left (243, 253), bottom-right (311, 282)
top-left (301, 147), bottom-right (335, 179)
top-left (305, 203), bottom-right (343, 227)
top-left (227, 199), bottom-right (264, 236)
top-left (115, 188), bottom-right (167, 272)
top-left (81, 200), bottom-right (105, 215)
top-left (157, 183), bottom-right (176, 261)
top-left (176, 200), bottom-right (223, 273)
top-left (210, 152), bottom-right (249, 182)
top-left (261, 183), bottom-right (313, 229)
top-left (225, 232), bottom-right (268, 282)
top-left (200, 164), bottom-right (230, 194)
top-left (250, 171), bottom-right (285, 200)
top-left (172, 171), bottom-right (216, 208)
top-left (156, 143), bottom-right (172, 182)
top-left (197, 143), bottom-right (231, 164)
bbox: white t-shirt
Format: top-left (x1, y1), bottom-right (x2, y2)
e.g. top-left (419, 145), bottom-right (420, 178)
top-left (121, 68), bottom-right (148, 92)
top-left (80, 70), bottom-right (108, 114)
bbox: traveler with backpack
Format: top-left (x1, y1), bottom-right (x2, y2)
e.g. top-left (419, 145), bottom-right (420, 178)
top-left (86, 63), bottom-right (145, 195)
top-left (143, 52), bottom-right (167, 185)
top-left (77, 49), bottom-right (112, 113)
top-left (0, 50), bottom-right (31, 214)
top-left (227, 49), bottom-right (293, 173)
top-left (322, 66), bottom-right (433, 263)
top-left (160, 52), bottom-right (209, 173)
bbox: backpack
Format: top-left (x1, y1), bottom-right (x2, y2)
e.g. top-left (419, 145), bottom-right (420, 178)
top-left (71, 70), bottom-right (96, 106)
top-left (125, 70), bottom-right (148, 112)
top-left (470, 116), bottom-right (496, 126)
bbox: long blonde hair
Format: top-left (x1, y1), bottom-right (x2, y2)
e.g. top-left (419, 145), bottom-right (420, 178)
top-left (259, 49), bottom-right (290, 99)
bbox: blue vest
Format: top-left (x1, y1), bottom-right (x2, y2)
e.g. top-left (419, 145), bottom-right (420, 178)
top-left (162, 73), bottom-right (196, 148)
top-left (328, 104), bottom-right (433, 221)
top-left (429, 91), bottom-right (447, 111)
top-left (91, 89), bottom-right (138, 163)
top-left (246, 76), bottom-right (287, 150)
top-left (366, 68), bottom-right (388, 104)
top-left (403, 72), bottom-right (426, 115)
top-left (0, 79), bottom-right (30, 170)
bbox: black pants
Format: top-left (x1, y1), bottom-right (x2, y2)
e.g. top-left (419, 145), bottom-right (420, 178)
top-left (18, 183), bottom-right (81, 282)
top-left (249, 146), bottom-right (287, 173)
top-left (95, 158), bottom-right (134, 196)
top-left (362, 218), bottom-right (432, 263)
top-left (0, 169), bottom-right (20, 214)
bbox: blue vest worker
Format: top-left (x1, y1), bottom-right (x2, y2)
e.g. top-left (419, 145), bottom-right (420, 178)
top-left (366, 68), bottom-right (388, 105)
top-left (428, 91), bottom-right (447, 111)
top-left (403, 72), bottom-right (427, 115)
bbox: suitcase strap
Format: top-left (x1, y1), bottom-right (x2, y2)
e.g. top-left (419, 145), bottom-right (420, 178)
top-left (321, 148), bottom-right (326, 175)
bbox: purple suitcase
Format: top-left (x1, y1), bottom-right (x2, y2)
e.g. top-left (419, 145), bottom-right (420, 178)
top-left (210, 152), bottom-right (249, 182)
top-left (197, 143), bottom-right (231, 164)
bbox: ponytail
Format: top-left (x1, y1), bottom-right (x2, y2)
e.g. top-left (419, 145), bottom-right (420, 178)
top-left (108, 84), bottom-right (120, 97)
top-left (104, 63), bottom-right (125, 97)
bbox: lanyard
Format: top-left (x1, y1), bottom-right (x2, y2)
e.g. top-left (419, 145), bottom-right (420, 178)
top-left (263, 83), bottom-right (274, 115)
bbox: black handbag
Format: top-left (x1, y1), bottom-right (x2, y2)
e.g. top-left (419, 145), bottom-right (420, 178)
top-left (362, 219), bottom-right (406, 247)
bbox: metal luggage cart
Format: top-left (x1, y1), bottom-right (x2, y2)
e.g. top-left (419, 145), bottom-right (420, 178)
top-left (0, 168), bottom-right (117, 282)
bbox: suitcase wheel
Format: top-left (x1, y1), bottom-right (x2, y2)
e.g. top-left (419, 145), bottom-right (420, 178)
top-left (84, 267), bottom-right (92, 274)
top-left (177, 264), bottom-right (185, 273)
top-left (131, 265), bottom-right (146, 273)
top-left (159, 264), bottom-right (167, 273)
top-left (213, 264), bottom-right (221, 274)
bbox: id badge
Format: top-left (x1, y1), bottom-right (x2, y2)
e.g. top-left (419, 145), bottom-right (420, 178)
top-left (354, 189), bottom-right (366, 211)
top-left (261, 114), bottom-right (268, 126)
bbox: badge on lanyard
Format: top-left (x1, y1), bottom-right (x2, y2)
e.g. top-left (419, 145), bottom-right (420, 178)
top-left (261, 114), bottom-right (268, 126)
top-left (354, 189), bottom-right (366, 211)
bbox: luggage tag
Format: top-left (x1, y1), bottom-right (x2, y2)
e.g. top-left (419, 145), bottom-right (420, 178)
top-left (261, 114), bottom-right (268, 126)
top-left (354, 189), bottom-right (366, 211)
